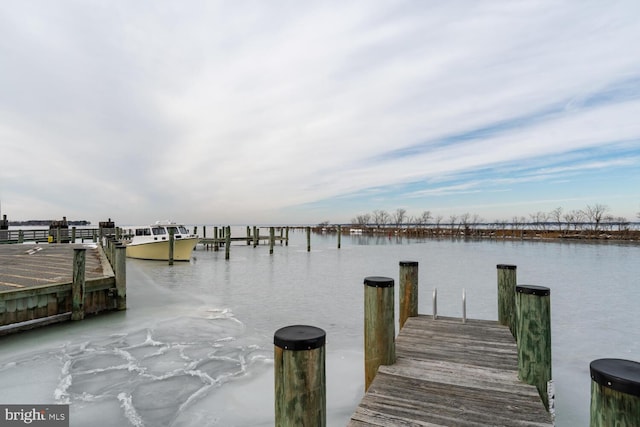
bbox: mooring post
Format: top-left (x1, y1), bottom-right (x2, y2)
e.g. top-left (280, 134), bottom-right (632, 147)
top-left (269, 227), bottom-right (275, 254)
top-left (306, 226), bottom-right (311, 252)
top-left (433, 288), bottom-right (438, 319)
top-left (71, 226), bottom-right (76, 243)
top-left (213, 226), bottom-right (219, 251)
top-left (71, 248), bottom-right (86, 321)
top-left (168, 227), bottom-right (175, 265)
top-left (253, 226), bottom-right (258, 247)
top-left (590, 358), bottom-right (640, 426)
top-left (18, 230), bottom-right (24, 244)
top-left (114, 243), bottom-right (127, 310)
top-left (399, 261), bottom-right (418, 330)
top-left (274, 325), bottom-right (326, 427)
top-left (337, 225), bottom-right (341, 249)
top-left (462, 288), bottom-right (467, 324)
top-left (92, 229), bottom-right (97, 243)
top-left (497, 264), bottom-right (518, 339)
top-left (516, 284), bottom-right (552, 410)
top-left (246, 226), bottom-right (251, 245)
top-left (225, 226), bottom-right (231, 260)
top-left (364, 276), bottom-right (395, 391)
top-left (280, 227), bottom-right (284, 246)
top-left (285, 226), bottom-right (289, 246)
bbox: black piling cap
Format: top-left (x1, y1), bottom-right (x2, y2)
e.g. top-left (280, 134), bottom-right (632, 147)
top-left (399, 261), bottom-right (418, 267)
top-left (497, 264), bottom-right (517, 270)
top-left (364, 276), bottom-right (394, 288)
top-left (516, 284), bottom-right (550, 296)
top-left (590, 358), bottom-right (640, 397)
top-left (274, 325), bottom-right (326, 351)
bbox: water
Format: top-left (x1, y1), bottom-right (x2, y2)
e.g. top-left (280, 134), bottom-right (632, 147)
top-left (1, 230), bottom-right (639, 426)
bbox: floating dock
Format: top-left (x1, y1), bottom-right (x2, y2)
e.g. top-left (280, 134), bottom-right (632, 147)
top-left (348, 315), bottom-right (554, 426)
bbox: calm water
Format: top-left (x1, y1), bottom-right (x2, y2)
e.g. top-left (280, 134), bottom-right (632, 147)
top-left (1, 229), bottom-right (639, 426)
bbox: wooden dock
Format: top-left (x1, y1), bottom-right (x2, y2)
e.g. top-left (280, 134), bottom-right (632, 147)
top-left (0, 243), bottom-right (123, 334)
top-left (348, 315), bottom-right (553, 426)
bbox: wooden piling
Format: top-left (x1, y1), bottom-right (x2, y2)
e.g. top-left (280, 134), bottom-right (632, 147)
top-left (214, 226), bottom-right (219, 251)
top-left (269, 227), bottom-right (275, 254)
top-left (306, 226), bottom-right (311, 252)
top-left (71, 226), bottom-right (76, 243)
top-left (247, 226), bottom-right (251, 245)
top-left (399, 261), bottom-right (418, 330)
top-left (497, 264), bottom-right (517, 339)
top-left (364, 276), bottom-right (395, 391)
top-left (115, 243), bottom-right (127, 310)
top-left (516, 284), bottom-right (552, 410)
top-left (285, 226), bottom-right (289, 246)
top-left (590, 358), bottom-right (640, 426)
top-left (71, 248), bottom-right (86, 321)
top-left (337, 225), bottom-right (341, 249)
top-left (168, 227), bottom-right (175, 265)
top-left (274, 325), bottom-right (326, 427)
top-left (225, 226), bottom-right (231, 260)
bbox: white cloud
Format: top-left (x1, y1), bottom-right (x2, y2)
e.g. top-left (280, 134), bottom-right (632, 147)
top-left (1, 1), bottom-right (639, 224)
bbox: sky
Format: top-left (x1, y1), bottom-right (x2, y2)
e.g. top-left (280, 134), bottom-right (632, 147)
top-left (1, 1), bottom-right (639, 226)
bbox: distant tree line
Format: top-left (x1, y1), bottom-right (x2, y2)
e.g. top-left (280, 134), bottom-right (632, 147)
top-left (343, 204), bottom-right (640, 238)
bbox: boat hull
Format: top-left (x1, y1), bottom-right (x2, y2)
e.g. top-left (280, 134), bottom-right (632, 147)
top-left (125, 237), bottom-right (198, 261)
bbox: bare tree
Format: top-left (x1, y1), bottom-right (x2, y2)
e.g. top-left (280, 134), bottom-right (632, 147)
top-left (434, 215), bottom-right (443, 234)
top-left (372, 210), bottom-right (390, 229)
top-left (529, 211), bottom-right (548, 232)
top-left (351, 214), bottom-right (371, 226)
top-left (393, 208), bottom-right (407, 227)
top-left (563, 210), bottom-right (584, 231)
top-left (420, 210), bottom-right (432, 227)
top-left (549, 207), bottom-right (563, 233)
top-left (448, 215), bottom-right (458, 234)
top-left (459, 213), bottom-right (471, 235)
top-left (583, 204), bottom-right (609, 232)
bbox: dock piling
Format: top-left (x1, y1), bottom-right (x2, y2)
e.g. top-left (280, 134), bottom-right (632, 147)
top-left (337, 225), bottom-right (341, 249)
top-left (269, 227), bottom-right (275, 254)
top-left (590, 358), bottom-right (640, 426)
top-left (399, 261), bottom-right (418, 330)
top-left (225, 226), bottom-right (231, 260)
top-left (168, 227), bottom-right (175, 265)
top-left (516, 284), bottom-right (552, 410)
top-left (115, 243), bottom-right (127, 310)
top-left (364, 276), bottom-right (395, 391)
top-left (71, 248), bottom-right (86, 321)
top-left (497, 264), bottom-right (518, 338)
top-left (306, 226), bottom-right (311, 252)
top-left (274, 325), bottom-right (326, 427)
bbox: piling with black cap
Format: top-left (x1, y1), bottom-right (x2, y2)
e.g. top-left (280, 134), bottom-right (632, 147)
top-left (364, 276), bottom-right (395, 390)
top-left (516, 284), bottom-right (552, 410)
top-left (399, 261), bottom-right (418, 330)
top-left (274, 325), bottom-right (326, 427)
top-left (497, 264), bottom-right (517, 339)
top-left (590, 358), bottom-right (640, 426)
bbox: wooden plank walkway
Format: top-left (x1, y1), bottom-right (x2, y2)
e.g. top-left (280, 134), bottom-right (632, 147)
top-left (348, 316), bottom-right (553, 426)
top-left (0, 244), bottom-right (112, 291)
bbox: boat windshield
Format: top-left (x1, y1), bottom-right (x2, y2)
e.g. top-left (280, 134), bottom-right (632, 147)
top-left (178, 226), bottom-right (189, 234)
top-left (151, 226), bottom-right (166, 236)
top-left (135, 228), bottom-right (152, 236)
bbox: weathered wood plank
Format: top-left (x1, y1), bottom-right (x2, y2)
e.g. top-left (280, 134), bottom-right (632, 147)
top-left (348, 316), bottom-right (553, 427)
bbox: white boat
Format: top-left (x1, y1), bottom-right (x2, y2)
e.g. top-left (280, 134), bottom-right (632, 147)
top-left (124, 221), bottom-right (199, 261)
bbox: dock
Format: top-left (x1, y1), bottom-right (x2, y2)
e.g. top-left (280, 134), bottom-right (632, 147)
top-left (0, 242), bottom-right (125, 334)
top-left (348, 315), bottom-right (554, 426)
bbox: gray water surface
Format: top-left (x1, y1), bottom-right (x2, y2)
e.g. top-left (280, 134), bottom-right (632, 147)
top-left (1, 231), bottom-right (639, 426)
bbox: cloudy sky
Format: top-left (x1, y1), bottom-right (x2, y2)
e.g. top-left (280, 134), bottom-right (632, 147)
top-left (1, 1), bottom-right (639, 225)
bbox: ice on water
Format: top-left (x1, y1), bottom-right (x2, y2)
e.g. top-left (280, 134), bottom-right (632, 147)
top-left (1, 310), bottom-right (272, 427)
